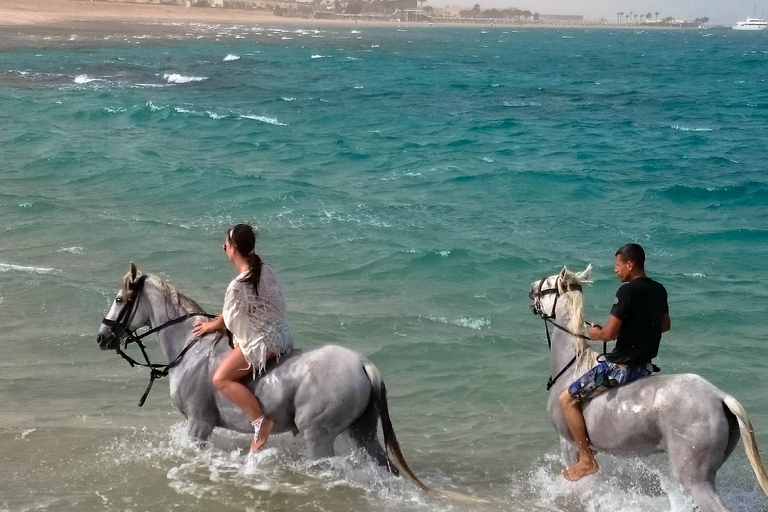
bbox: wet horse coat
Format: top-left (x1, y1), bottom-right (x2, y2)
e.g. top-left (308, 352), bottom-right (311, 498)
top-left (530, 266), bottom-right (768, 512)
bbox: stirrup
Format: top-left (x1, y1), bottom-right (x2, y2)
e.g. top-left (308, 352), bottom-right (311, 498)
top-left (252, 416), bottom-right (264, 441)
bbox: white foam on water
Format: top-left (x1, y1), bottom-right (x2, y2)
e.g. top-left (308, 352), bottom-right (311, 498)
top-left (223, 54), bottom-right (240, 61)
top-left (58, 246), bottom-right (83, 254)
top-left (74, 74), bottom-right (99, 84)
top-left (683, 272), bottom-right (706, 278)
top-left (104, 424), bottom-right (445, 511)
top-left (163, 73), bottom-right (208, 84)
top-left (504, 101), bottom-right (540, 107)
top-left (281, 97), bottom-right (297, 101)
top-left (0, 262), bottom-right (57, 274)
top-left (427, 316), bottom-right (491, 330)
top-left (147, 101), bottom-right (166, 112)
top-left (311, 55), bottom-right (327, 59)
top-left (240, 114), bottom-right (286, 126)
top-left (670, 125), bottom-right (712, 132)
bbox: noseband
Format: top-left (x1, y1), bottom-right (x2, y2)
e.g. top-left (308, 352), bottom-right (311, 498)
top-left (532, 277), bottom-right (597, 391)
top-left (101, 275), bottom-right (217, 406)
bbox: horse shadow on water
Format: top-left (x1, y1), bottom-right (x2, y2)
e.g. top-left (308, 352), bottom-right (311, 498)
top-left (530, 265), bottom-right (768, 512)
top-left (97, 264), bottom-right (477, 503)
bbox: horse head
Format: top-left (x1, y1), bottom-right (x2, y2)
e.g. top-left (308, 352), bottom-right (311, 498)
top-left (97, 263), bottom-right (152, 351)
top-left (529, 264), bottom-right (592, 320)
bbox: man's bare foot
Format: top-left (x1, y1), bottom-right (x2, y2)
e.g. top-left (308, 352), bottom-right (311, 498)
top-left (561, 458), bottom-right (599, 482)
top-left (251, 417), bottom-right (274, 452)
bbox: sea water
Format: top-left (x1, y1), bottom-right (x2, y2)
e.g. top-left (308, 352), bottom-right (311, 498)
top-left (1, 24), bottom-right (767, 511)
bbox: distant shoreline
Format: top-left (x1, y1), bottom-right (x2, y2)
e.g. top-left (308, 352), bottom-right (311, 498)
top-left (0, 0), bottom-right (714, 32)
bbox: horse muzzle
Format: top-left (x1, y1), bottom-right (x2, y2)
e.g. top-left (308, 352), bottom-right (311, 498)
top-left (97, 331), bottom-right (120, 351)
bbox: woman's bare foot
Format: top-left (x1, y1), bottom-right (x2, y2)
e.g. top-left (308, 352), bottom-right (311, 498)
top-left (251, 417), bottom-right (274, 452)
top-left (561, 458), bottom-right (599, 482)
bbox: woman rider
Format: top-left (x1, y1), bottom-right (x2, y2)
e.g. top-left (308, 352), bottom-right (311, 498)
top-left (192, 223), bottom-right (294, 451)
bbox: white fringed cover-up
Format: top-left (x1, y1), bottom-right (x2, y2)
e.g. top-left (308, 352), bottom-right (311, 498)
top-left (222, 264), bottom-right (293, 375)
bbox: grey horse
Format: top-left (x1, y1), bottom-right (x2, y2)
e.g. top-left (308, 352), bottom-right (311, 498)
top-left (97, 264), bottom-right (429, 491)
top-left (529, 265), bottom-right (768, 512)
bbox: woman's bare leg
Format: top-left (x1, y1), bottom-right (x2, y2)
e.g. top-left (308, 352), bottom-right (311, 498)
top-left (212, 346), bottom-right (274, 451)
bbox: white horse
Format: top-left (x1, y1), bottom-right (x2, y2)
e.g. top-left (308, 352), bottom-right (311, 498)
top-left (529, 265), bottom-right (768, 512)
top-left (96, 264), bottom-right (430, 490)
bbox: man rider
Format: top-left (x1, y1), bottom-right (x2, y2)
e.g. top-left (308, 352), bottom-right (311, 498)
top-left (558, 243), bottom-right (671, 481)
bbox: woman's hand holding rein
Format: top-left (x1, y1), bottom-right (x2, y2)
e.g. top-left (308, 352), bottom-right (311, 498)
top-left (192, 315), bottom-right (224, 337)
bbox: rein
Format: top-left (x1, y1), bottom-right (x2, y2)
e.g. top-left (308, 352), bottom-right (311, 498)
top-left (533, 278), bottom-right (605, 391)
top-left (101, 275), bottom-right (217, 406)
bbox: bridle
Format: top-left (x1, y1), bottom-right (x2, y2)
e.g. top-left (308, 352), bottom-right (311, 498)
top-left (101, 275), bottom-right (217, 406)
top-left (531, 276), bottom-right (601, 391)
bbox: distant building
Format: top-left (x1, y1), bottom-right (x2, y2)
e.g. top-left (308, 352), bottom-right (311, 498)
top-left (433, 4), bottom-right (461, 18)
top-left (539, 14), bottom-right (584, 23)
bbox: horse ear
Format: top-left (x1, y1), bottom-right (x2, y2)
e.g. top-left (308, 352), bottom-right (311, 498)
top-left (559, 266), bottom-right (568, 279)
top-left (575, 264), bottom-right (593, 283)
top-left (129, 262), bottom-right (138, 282)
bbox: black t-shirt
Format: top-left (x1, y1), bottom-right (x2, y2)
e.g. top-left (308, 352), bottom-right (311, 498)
top-left (606, 277), bottom-right (669, 366)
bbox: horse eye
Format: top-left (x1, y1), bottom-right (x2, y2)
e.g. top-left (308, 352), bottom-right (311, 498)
top-left (116, 297), bottom-right (124, 304)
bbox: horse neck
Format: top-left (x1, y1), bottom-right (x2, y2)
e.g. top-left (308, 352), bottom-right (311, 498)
top-left (143, 280), bottom-right (196, 362)
top-left (549, 297), bottom-right (595, 377)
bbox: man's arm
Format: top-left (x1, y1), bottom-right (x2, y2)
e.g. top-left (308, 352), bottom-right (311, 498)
top-left (661, 313), bottom-right (671, 333)
top-left (589, 315), bottom-right (621, 341)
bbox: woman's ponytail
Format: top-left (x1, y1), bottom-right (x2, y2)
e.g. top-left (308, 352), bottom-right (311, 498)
top-left (227, 223), bottom-right (263, 296)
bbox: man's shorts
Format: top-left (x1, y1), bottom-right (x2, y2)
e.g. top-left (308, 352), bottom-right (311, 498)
top-left (568, 360), bottom-right (653, 402)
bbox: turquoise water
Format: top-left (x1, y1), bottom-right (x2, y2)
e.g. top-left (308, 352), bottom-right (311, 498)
top-left (1, 23), bottom-right (768, 511)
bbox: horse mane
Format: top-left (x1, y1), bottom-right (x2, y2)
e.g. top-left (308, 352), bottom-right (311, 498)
top-left (557, 266), bottom-right (598, 374)
top-left (121, 268), bottom-right (207, 318)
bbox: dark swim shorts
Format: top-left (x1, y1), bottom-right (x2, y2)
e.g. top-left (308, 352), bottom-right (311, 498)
top-left (568, 360), bottom-right (653, 402)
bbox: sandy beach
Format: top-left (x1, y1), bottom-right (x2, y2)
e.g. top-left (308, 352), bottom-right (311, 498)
top-left (0, 0), bottom-right (291, 26)
top-left (0, 0), bottom-right (648, 37)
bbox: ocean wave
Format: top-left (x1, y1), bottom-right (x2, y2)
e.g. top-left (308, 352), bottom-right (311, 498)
top-left (504, 101), bottom-right (540, 107)
top-left (311, 55), bottom-right (327, 59)
top-left (670, 125), bottom-right (712, 132)
top-left (73, 74), bottom-right (100, 84)
top-left (163, 73), bottom-right (208, 84)
top-left (240, 114), bottom-right (286, 126)
top-left (0, 262), bottom-right (57, 274)
top-left (427, 316), bottom-right (491, 330)
top-left (655, 182), bottom-right (765, 202)
top-left (223, 54), bottom-right (240, 61)
top-left (58, 247), bottom-right (84, 254)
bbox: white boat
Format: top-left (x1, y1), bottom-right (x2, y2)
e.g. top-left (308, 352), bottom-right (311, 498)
top-left (732, 17), bottom-right (768, 30)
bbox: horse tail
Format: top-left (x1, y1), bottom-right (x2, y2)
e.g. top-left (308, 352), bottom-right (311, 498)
top-left (362, 362), bottom-right (489, 504)
top-left (362, 362), bottom-right (432, 492)
top-left (723, 395), bottom-right (768, 496)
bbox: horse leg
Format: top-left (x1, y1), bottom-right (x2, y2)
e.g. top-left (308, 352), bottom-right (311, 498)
top-left (666, 435), bottom-right (731, 512)
top-left (560, 436), bottom-right (578, 467)
top-left (185, 419), bottom-right (215, 446)
top-left (348, 398), bottom-right (394, 472)
top-left (304, 429), bottom-right (337, 459)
